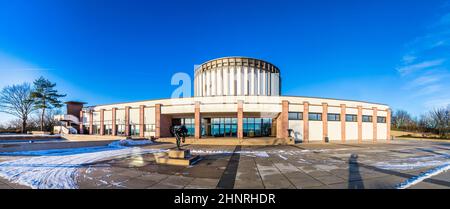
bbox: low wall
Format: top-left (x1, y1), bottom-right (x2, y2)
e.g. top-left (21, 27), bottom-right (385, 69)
top-left (0, 135), bottom-right (61, 141)
top-left (62, 134), bottom-right (126, 141)
top-left (156, 137), bottom-right (295, 146)
top-left (0, 140), bottom-right (115, 153)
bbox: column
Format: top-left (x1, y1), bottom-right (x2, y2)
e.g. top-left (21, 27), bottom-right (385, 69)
top-left (387, 108), bottom-right (391, 143)
top-left (202, 71), bottom-right (206, 96)
top-left (195, 102), bottom-right (201, 139)
top-left (224, 68), bottom-right (229, 95)
top-left (211, 69), bottom-right (216, 96)
top-left (243, 67), bottom-right (248, 95)
top-left (357, 106), bottom-right (363, 143)
top-left (237, 67), bottom-right (242, 96)
top-left (277, 100), bottom-right (289, 138)
top-left (372, 107), bottom-right (378, 143)
top-left (261, 70), bottom-right (266, 95)
top-left (140, 105), bottom-right (145, 138)
top-left (268, 72), bottom-right (271, 95)
top-left (217, 68), bottom-right (223, 96)
top-left (303, 102), bottom-right (309, 143)
top-left (100, 109), bottom-right (105, 135)
top-left (230, 67), bottom-right (235, 95)
top-left (112, 108), bottom-right (117, 136)
top-left (89, 111), bottom-right (93, 135)
top-left (155, 104), bottom-right (161, 138)
top-left (322, 103), bottom-right (328, 143)
top-left (206, 70), bottom-right (210, 96)
top-left (250, 68), bottom-right (255, 95)
top-left (79, 110), bottom-right (84, 134)
top-left (125, 106), bottom-right (130, 136)
top-left (340, 104), bottom-right (346, 143)
top-left (257, 69), bottom-right (261, 95)
top-left (237, 100), bottom-right (244, 139)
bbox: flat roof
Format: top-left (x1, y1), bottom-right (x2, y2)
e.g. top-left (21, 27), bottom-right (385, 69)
top-left (85, 95), bottom-right (388, 108)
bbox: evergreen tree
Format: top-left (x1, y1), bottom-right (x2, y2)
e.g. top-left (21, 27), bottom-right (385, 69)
top-left (30, 76), bottom-right (66, 131)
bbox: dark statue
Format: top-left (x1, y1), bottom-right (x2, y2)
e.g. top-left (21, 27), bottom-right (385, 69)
top-left (172, 125), bottom-right (188, 150)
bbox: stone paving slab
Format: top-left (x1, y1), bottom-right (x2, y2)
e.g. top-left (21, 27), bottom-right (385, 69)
top-left (0, 139), bottom-right (449, 189)
top-left (185, 178), bottom-right (220, 189)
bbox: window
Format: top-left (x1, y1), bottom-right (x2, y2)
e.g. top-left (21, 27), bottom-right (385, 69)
top-left (211, 117), bottom-right (237, 137)
top-left (243, 117), bottom-right (272, 137)
top-left (362, 115), bottom-right (373, 122)
top-left (288, 112), bottom-right (303, 120)
top-left (346, 114), bottom-right (357, 122)
top-left (131, 124), bottom-right (140, 136)
top-left (308, 113), bottom-right (322, 121)
top-left (377, 116), bottom-right (386, 123)
top-left (145, 124), bottom-right (155, 132)
top-left (327, 113), bottom-right (340, 121)
top-left (117, 124), bottom-right (126, 135)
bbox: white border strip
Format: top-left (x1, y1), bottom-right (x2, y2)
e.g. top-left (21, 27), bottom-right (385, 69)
top-left (395, 164), bottom-right (450, 189)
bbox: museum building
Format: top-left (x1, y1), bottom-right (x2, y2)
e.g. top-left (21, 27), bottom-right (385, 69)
top-left (62, 57), bottom-right (391, 143)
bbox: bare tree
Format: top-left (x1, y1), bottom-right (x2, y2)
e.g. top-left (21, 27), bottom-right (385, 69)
top-left (428, 108), bottom-right (449, 137)
top-left (27, 108), bottom-right (63, 133)
top-left (0, 83), bottom-right (35, 133)
top-left (392, 110), bottom-right (413, 130)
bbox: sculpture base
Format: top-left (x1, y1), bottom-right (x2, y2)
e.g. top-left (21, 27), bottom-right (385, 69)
top-left (168, 149), bottom-right (190, 159)
top-left (154, 149), bottom-right (200, 166)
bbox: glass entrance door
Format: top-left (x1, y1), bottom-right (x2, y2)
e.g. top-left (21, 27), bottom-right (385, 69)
top-left (211, 117), bottom-right (237, 137)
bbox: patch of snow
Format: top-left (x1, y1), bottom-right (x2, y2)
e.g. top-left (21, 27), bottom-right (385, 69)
top-left (0, 140), bottom-right (164, 189)
top-left (297, 159), bottom-right (311, 164)
top-left (373, 152), bottom-right (450, 171)
top-left (374, 160), bottom-right (450, 170)
top-left (278, 154), bottom-right (288, 160)
top-left (395, 164), bottom-right (450, 189)
top-left (313, 164), bottom-right (340, 172)
top-left (109, 139), bottom-right (153, 147)
top-left (190, 149), bottom-right (269, 158)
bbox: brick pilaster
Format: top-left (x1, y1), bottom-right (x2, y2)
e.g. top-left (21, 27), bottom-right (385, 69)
top-left (237, 100), bottom-right (244, 139)
top-left (303, 102), bottom-right (309, 143)
top-left (89, 111), bottom-right (93, 135)
top-left (357, 106), bottom-right (363, 143)
top-left (372, 107), bottom-right (378, 143)
top-left (79, 110), bottom-right (84, 134)
top-left (194, 102), bottom-right (201, 139)
top-left (100, 109), bottom-right (105, 135)
top-left (112, 108), bottom-right (117, 136)
top-left (387, 108), bottom-right (391, 143)
top-left (125, 106), bottom-right (130, 136)
top-left (140, 105), bottom-right (145, 138)
top-left (322, 103), bottom-right (328, 142)
top-left (340, 104), bottom-right (346, 143)
top-left (155, 104), bottom-right (161, 138)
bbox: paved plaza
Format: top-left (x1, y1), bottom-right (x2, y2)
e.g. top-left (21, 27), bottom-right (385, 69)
top-left (0, 139), bottom-right (449, 189)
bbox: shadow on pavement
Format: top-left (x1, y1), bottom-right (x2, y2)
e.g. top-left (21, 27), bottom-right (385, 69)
top-left (348, 154), bottom-right (365, 189)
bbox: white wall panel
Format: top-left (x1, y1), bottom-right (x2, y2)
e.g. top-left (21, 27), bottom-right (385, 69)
top-left (346, 122), bottom-right (358, 141)
top-left (362, 123), bottom-right (373, 140)
top-left (289, 120), bottom-right (303, 141)
top-left (309, 121), bottom-right (323, 141)
top-left (328, 122), bottom-right (341, 141)
top-left (129, 108), bottom-right (140, 124)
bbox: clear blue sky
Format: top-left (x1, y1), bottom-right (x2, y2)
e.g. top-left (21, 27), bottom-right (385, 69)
top-left (0, 0), bottom-right (449, 123)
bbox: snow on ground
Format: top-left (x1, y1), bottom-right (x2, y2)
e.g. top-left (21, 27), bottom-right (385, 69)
top-left (373, 152), bottom-right (450, 170)
top-left (190, 149), bottom-right (270, 158)
top-left (189, 147), bottom-right (353, 158)
top-left (370, 148), bottom-right (450, 189)
top-left (0, 140), bottom-right (164, 189)
top-left (395, 163), bottom-right (450, 189)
